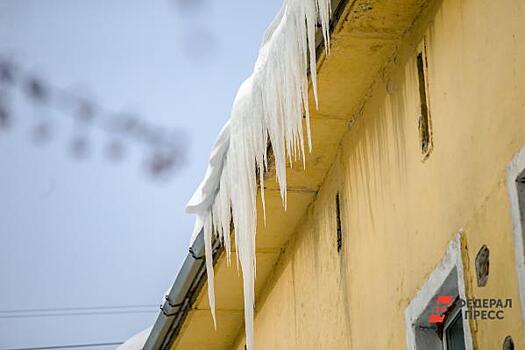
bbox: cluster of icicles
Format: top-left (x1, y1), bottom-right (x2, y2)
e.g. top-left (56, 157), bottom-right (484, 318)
top-left (186, 0), bottom-right (331, 349)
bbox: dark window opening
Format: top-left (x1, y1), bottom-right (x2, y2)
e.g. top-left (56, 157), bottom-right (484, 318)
top-left (416, 50), bottom-right (432, 156)
top-left (518, 171), bottom-right (525, 223)
top-left (336, 192), bottom-right (343, 253)
top-left (441, 297), bottom-right (466, 350)
top-left (518, 170), bottom-right (525, 248)
top-left (432, 296), bottom-right (466, 350)
top-left (444, 309), bottom-right (466, 350)
top-left (412, 267), bottom-right (467, 349)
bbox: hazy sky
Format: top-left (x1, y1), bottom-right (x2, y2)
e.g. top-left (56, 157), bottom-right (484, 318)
top-left (0, 0), bottom-right (281, 348)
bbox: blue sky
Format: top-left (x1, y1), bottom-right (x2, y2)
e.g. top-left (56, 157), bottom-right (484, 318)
top-left (0, 0), bottom-right (281, 348)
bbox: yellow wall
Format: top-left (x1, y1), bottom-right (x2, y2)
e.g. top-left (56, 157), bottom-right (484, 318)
top-left (232, 0), bottom-right (525, 348)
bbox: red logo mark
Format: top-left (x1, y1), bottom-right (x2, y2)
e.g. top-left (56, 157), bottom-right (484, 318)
top-left (428, 295), bottom-right (453, 324)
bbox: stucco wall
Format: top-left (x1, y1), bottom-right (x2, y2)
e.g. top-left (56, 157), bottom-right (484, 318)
top-left (232, 0), bottom-right (525, 348)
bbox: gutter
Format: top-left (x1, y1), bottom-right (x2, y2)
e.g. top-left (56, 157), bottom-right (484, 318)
top-left (143, 1), bottom-right (348, 349)
top-left (143, 230), bottom-right (222, 350)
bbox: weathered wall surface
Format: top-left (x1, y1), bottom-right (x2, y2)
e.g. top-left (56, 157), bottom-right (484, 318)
top-left (232, 0), bottom-right (525, 348)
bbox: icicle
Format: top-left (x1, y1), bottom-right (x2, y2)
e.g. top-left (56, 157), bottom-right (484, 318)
top-left (218, 164), bottom-right (232, 264)
top-left (186, 1), bottom-right (332, 349)
top-left (203, 211), bottom-right (216, 329)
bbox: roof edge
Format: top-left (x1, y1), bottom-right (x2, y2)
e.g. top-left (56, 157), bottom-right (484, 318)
top-left (143, 0), bottom-right (348, 348)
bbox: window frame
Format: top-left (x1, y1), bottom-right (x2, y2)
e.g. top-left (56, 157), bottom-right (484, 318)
top-left (506, 143), bottom-right (525, 332)
top-left (404, 234), bottom-right (473, 350)
top-left (442, 300), bottom-right (465, 350)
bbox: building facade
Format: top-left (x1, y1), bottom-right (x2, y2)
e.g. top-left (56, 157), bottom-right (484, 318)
top-left (145, 0), bottom-right (525, 348)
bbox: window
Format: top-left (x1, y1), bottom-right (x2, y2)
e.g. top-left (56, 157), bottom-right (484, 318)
top-left (507, 144), bottom-right (525, 328)
top-left (405, 234), bottom-right (473, 350)
top-left (516, 171), bottom-right (525, 229)
top-left (416, 38), bottom-right (433, 159)
top-left (335, 192), bottom-right (343, 253)
top-left (443, 299), bottom-right (466, 350)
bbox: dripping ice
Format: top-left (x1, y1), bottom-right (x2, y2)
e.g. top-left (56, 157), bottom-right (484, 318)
top-left (185, 1), bottom-right (332, 349)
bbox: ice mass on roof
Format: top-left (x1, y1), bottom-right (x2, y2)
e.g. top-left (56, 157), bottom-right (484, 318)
top-left (185, 0), bottom-right (332, 349)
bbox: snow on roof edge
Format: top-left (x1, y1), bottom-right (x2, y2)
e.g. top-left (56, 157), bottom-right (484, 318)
top-left (118, 327), bottom-right (152, 350)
